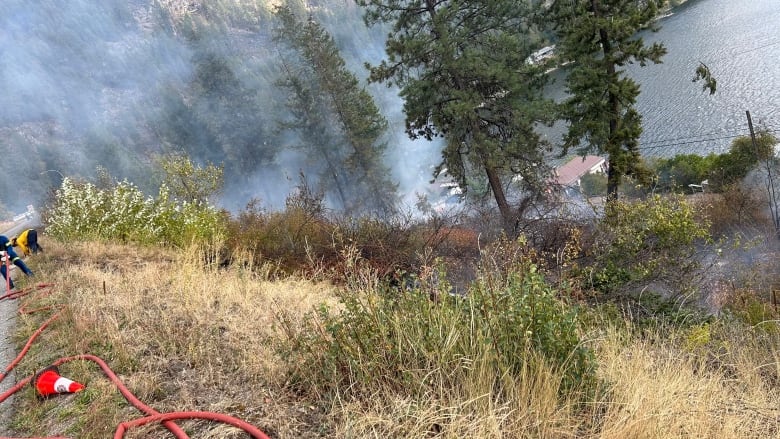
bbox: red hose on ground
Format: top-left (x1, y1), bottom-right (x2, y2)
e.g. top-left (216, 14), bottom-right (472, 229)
top-left (0, 312), bottom-right (59, 390)
top-left (114, 411), bottom-right (272, 439)
top-left (0, 283), bottom-right (273, 439)
top-left (0, 375), bottom-right (32, 404)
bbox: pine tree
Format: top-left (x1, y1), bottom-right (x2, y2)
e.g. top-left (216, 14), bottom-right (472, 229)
top-left (276, 60), bottom-right (350, 208)
top-left (358, 0), bottom-right (554, 231)
top-left (191, 52), bottom-right (273, 176)
top-left (549, 0), bottom-right (667, 201)
top-left (274, 4), bottom-right (399, 216)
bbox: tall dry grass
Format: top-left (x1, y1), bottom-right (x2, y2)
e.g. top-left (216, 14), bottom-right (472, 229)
top-left (323, 323), bottom-right (780, 438)
top-left (11, 239), bottom-right (338, 438)
top-left (589, 324), bottom-right (780, 438)
top-left (7, 237), bottom-right (780, 438)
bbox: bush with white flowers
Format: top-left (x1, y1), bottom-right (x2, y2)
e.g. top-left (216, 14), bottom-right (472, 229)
top-left (46, 178), bottom-right (226, 247)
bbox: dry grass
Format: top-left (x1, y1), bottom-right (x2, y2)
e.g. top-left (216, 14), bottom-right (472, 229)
top-left (9, 238), bottom-right (338, 438)
top-left (589, 326), bottom-right (780, 438)
top-left (328, 357), bottom-right (583, 439)
top-left (689, 190), bottom-right (772, 237)
top-left (6, 237), bottom-right (780, 438)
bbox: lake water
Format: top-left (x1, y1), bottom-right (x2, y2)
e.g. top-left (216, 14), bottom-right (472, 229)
top-left (547, 0), bottom-right (780, 159)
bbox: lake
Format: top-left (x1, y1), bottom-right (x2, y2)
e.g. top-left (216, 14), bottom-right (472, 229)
top-left (546, 0), bottom-right (780, 158)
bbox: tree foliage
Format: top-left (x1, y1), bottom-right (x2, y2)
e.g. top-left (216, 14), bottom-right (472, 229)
top-left (579, 171), bottom-right (608, 197)
top-left (274, 3), bottom-right (399, 216)
top-left (358, 0), bottom-right (555, 231)
top-left (651, 153), bottom-right (716, 192)
top-left (155, 48), bottom-right (277, 198)
top-left (693, 62), bottom-right (717, 95)
top-left (708, 131), bottom-right (777, 191)
top-left (549, 0), bottom-right (667, 201)
top-left (156, 152), bottom-right (225, 204)
top-left (582, 194), bottom-right (711, 298)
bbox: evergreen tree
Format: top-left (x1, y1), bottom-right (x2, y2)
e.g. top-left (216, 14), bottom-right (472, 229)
top-left (358, 0), bottom-right (554, 232)
top-left (274, 4), bottom-right (399, 216)
top-left (277, 60), bottom-right (350, 209)
top-left (155, 49), bottom-right (276, 195)
top-left (549, 0), bottom-right (667, 201)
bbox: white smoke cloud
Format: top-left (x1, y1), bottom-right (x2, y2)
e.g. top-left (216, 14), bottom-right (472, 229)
top-left (0, 0), bottom-right (445, 218)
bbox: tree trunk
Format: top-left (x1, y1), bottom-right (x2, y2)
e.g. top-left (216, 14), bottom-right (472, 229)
top-left (593, 0), bottom-right (622, 201)
top-left (484, 164), bottom-right (513, 234)
top-left (606, 160), bottom-right (620, 203)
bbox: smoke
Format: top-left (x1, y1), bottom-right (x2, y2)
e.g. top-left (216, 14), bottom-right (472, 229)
top-left (319, 6), bottom-right (446, 213)
top-left (0, 1), bottom-right (196, 133)
top-left (0, 0), bottom-right (194, 213)
top-left (0, 0), bottom-right (445, 219)
top-left (371, 87), bottom-right (446, 212)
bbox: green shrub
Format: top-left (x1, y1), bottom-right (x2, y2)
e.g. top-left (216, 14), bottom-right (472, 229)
top-left (708, 132), bottom-right (777, 191)
top-left (579, 172), bottom-right (607, 197)
top-left (469, 265), bottom-right (594, 391)
top-left (582, 194), bottom-right (711, 298)
top-left (723, 289), bottom-right (780, 334)
top-left (276, 256), bottom-right (595, 402)
top-left (683, 322), bottom-right (712, 352)
top-left (650, 153), bottom-right (716, 192)
top-left (648, 132), bottom-right (778, 194)
top-left (46, 177), bottom-right (226, 247)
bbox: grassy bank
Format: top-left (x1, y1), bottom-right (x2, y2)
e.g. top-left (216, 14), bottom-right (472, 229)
top-left (8, 239), bottom-right (336, 438)
top-left (5, 238), bottom-right (780, 438)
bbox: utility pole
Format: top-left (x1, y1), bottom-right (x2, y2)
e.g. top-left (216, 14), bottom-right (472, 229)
top-left (747, 110), bottom-right (780, 238)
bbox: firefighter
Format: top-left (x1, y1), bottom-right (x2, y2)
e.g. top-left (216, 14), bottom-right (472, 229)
top-left (11, 229), bottom-right (42, 256)
top-left (0, 235), bottom-right (34, 290)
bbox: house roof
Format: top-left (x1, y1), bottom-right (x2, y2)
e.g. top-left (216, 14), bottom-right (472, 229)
top-left (554, 155), bottom-right (606, 186)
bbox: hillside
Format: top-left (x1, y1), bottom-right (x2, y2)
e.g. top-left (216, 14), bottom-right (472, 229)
top-left (5, 0), bottom-right (780, 437)
top-left (6, 238), bottom-right (335, 437)
top-left (0, 230), bottom-right (779, 437)
top-left (1, 0), bottom-right (705, 218)
top-left (0, 0), bottom-right (394, 215)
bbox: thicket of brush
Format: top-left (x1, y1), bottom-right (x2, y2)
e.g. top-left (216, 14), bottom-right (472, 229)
top-left (43, 177), bottom-right (227, 247)
top-left (8, 175), bottom-right (780, 437)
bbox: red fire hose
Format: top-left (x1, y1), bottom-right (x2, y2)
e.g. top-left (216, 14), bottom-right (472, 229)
top-left (0, 283), bottom-right (273, 439)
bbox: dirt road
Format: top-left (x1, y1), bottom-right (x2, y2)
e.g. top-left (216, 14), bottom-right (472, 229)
top-left (0, 294), bottom-right (16, 435)
top-left (0, 216), bottom-right (37, 434)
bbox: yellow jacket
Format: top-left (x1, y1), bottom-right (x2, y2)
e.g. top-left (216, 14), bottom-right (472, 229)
top-left (13, 229), bottom-right (32, 256)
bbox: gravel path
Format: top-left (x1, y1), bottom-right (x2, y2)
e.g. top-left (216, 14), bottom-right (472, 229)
top-left (0, 217), bottom-right (37, 434)
top-left (0, 293), bottom-right (17, 435)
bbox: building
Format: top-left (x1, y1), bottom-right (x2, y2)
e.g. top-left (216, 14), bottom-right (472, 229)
top-left (553, 155), bottom-right (607, 191)
top-left (526, 45), bottom-right (556, 65)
